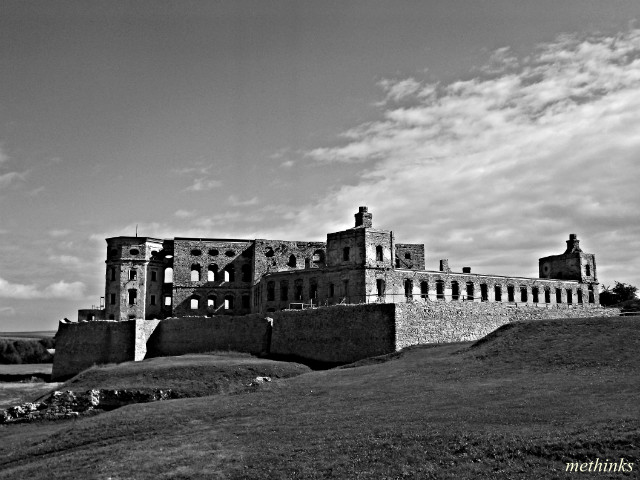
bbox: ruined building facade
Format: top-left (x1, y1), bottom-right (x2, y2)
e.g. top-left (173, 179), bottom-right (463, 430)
top-left (79, 207), bottom-right (600, 321)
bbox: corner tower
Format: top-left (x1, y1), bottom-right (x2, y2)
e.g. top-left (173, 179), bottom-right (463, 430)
top-left (539, 234), bottom-right (597, 283)
top-left (104, 237), bottom-right (165, 320)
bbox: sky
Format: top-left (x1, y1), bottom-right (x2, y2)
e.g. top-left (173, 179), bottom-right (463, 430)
top-left (1, 0), bottom-right (640, 331)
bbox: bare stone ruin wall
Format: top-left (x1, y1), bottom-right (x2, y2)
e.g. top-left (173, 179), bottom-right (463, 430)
top-left (145, 315), bottom-right (271, 357)
top-left (395, 301), bottom-right (621, 349)
top-left (52, 320), bottom-right (147, 380)
top-left (269, 304), bottom-right (396, 363)
top-left (53, 302), bottom-right (621, 379)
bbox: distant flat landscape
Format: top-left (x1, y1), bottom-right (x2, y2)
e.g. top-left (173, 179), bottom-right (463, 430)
top-left (0, 331), bottom-right (56, 339)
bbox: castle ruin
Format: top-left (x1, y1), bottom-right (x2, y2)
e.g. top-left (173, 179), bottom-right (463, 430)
top-left (79, 206), bottom-right (600, 322)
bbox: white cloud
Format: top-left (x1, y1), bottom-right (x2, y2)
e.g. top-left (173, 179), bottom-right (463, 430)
top-left (228, 195), bottom-right (259, 207)
top-left (48, 254), bottom-right (82, 266)
top-left (0, 277), bottom-right (86, 300)
top-left (174, 209), bottom-right (196, 218)
top-left (48, 229), bottom-right (71, 237)
top-left (294, 28), bottom-right (640, 286)
top-left (0, 171), bottom-right (27, 189)
top-left (377, 77), bottom-right (422, 104)
top-left (0, 306), bottom-right (16, 316)
top-left (185, 178), bottom-right (222, 192)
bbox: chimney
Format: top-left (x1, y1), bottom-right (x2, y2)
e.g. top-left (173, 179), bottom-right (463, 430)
top-left (462, 267), bottom-right (471, 274)
top-left (439, 259), bottom-right (450, 272)
top-left (354, 206), bottom-right (373, 228)
top-left (565, 233), bottom-right (582, 253)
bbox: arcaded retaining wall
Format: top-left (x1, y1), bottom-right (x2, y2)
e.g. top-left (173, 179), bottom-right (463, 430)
top-left (395, 302), bottom-right (621, 349)
top-left (269, 304), bottom-right (396, 363)
top-left (146, 315), bottom-right (271, 357)
top-left (52, 320), bottom-right (160, 380)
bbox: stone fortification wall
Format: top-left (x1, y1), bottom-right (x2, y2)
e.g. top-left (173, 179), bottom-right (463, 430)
top-left (53, 320), bottom-right (160, 380)
top-left (395, 301), bottom-right (620, 349)
top-left (269, 304), bottom-right (396, 363)
top-left (146, 315), bottom-right (270, 357)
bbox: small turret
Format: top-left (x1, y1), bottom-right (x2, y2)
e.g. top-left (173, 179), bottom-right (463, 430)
top-left (354, 206), bottom-right (373, 228)
top-left (565, 233), bottom-right (583, 253)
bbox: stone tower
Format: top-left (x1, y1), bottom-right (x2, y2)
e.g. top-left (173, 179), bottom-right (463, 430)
top-left (104, 237), bottom-right (165, 320)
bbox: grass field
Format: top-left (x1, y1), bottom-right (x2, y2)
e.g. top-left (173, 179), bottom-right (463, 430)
top-left (0, 316), bottom-right (639, 479)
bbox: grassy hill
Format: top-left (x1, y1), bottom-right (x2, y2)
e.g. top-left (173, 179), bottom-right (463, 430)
top-left (1, 316), bottom-right (639, 479)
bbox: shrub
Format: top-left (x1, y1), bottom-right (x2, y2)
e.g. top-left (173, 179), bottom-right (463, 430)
top-left (0, 338), bottom-right (53, 364)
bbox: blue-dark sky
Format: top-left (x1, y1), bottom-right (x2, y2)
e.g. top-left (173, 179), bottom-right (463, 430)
top-left (2, 1), bottom-right (640, 330)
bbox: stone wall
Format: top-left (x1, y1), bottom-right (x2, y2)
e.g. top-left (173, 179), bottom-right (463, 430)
top-left (53, 320), bottom-right (140, 380)
top-left (146, 315), bottom-right (271, 357)
top-left (395, 301), bottom-right (620, 349)
top-left (269, 304), bottom-right (396, 363)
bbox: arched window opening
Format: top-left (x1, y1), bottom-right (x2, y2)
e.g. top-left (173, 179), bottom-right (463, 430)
top-left (481, 284), bottom-right (488, 302)
top-left (404, 279), bottom-right (413, 299)
top-left (556, 288), bottom-right (562, 303)
top-left (377, 279), bottom-right (386, 298)
top-left (452, 281), bottom-right (460, 301)
top-left (207, 295), bottom-right (216, 308)
top-left (436, 280), bottom-right (444, 300)
top-left (420, 281), bottom-right (428, 300)
top-left (208, 264), bottom-right (218, 282)
top-left (545, 288), bottom-right (551, 303)
top-left (190, 265), bottom-right (201, 282)
top-left (520, 286), bottom-right (527, 302)
top-left (588, 285), bottom-right (595, 303)
top-left (224, 295), bottom-right (234, 310)
top-left (241, 264), bottom-right (251, 282)
top-left (288, 255), bottom-right (297, 268)
top-left (294, 280), bottom-right (303, 301)
top-left (532, 287), bottom-right (539, 303)
top-left (566, 289), bottom-right (573, 304)
top-left (312, 250), bottom-right (325, 266)
top-left (190, 296), bottom-right (199, 310)
top-left (343, 247), bottom-right (350, 261)
top-left (585, 264), bottom-right (591, 277)
top-left (191, 249), bottom-right (202, 256)
top-left (309, 281), bottom-right (318, 300)
top-left (507, 285), bottom-right (515, 302)
top-left (267, 281), bottom-right (275, 301)
top-left (466, 282), bottom-right (474, 301)
top-left (577, 289), bottom-right (583, 304)
top-left (376, 246), bottom-right (383, 262)
top-left (164, 296), bottom-right (172, 306)
top-left (280, 281), bottom-right (289, 301)
top-left (495, 285), bottom-right (502, 302)
top-left (129, 248), bottom-right (139, 256)
top-left (224, 265), bottom-right (235, 282)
